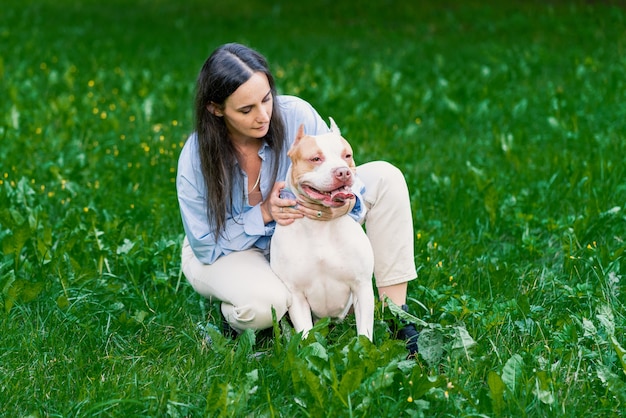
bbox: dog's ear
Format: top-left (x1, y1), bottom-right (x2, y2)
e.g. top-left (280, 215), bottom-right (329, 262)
top-left (329, 117), bottom-right (341, 135)
top-left (295, 124), bottom-right (305, 142)
top-left (289, 124), bottom-right (306, 157)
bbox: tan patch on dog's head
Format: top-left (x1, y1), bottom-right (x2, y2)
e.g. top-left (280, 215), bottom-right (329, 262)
top-left (288, 119), bottom-right (356, 173)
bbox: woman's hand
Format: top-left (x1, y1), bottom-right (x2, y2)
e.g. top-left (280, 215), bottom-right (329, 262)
top-left (261, 182), bottom-right (304, 226)
top-left (261, 182), bottom-right (355, 225)
top-left (296, 196), bottom-right (355, 221)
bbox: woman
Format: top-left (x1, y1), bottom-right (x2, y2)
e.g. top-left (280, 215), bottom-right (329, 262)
top-left (177, 43), bottom-right (419, 355)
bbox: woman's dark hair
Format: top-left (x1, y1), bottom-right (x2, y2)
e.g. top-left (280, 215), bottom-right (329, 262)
top-left (194, 43), bottom-right (285, 239)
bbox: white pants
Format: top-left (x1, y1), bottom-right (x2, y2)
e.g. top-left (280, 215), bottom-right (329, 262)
top-left (181, 161), bottom-right (416, 332)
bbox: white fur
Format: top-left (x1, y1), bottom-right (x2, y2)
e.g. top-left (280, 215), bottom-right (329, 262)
top-left (270, 119), bottom-right (375, 340)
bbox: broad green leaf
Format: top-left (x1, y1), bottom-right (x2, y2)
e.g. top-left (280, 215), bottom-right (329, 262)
top-left (1, 277), bottom-right (41, 312)
top-left (2, 223), bottom-right (31, 266)
top-left (417, 328), bottom-right (443, 368)
top-left (596, 365), bottom-right (626, 403)
top-left (582, 317), bottom-right (598, 338)
top-left (338, 367), bottom-right (365, 397)
top-left (246, 369), bottom-right (259, 395)
top-left (450, 326), bottom-right (477, 360)
top-left (596, 304), bottom-right (615, 336)
top-left (487, 371), bottom-right (505, 415)
top-left (234, 329), bottom-right (256, 360)
top-left (385, 297), bottom-right (428, 327)
top-left (116, 238), bottom-right (135, 255)
top-left (56, 294), bottom-right (69, 310)
top-left (19, 280), bottom-right (43, 302)
top-left (610, 335), bottom-right (626, 375)
top-left (409, 372), bottom-right (447, 399)
top-left (502, 354), bottom-right (524, 394)
top-left (1, 270), bottom-right (16, 313)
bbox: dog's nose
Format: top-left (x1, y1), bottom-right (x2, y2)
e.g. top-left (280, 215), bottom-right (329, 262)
top-left (334, 167), bottom-right (352, 182)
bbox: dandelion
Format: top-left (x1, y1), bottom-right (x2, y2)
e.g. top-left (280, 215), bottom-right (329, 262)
top-left (88, 80), bottom-right (95, 87)
top-left (48, 191), bottom-right (55, 198)
top-left (449, 275), bottom-right (454, 282)
top-left (109, 103), bottom-right (116, 111)
top-left (407, 396), bottom-right (413, 403)
top-left (417, 232), bottom-right (421, 240)
top-left (83, 207), bottom-right (89, 213)
top-left (130, 204), bottom-right (135, 209)
top-left (437, 261), bottom-right (443, 268)
top-left (129, 115), bottom-right (136, 122)
top-left (415, 117), bottom-right (422, 125)
top-left (36, 127), bottom-right (42, 134)
top-left (92, 107), bottom-right (99, 115)
top-left (172, 120), bottom-right (178, 126)
top-left (40, 62), bottom-right (47, 70)
top-left (100, 111), bottom-right (107, 119)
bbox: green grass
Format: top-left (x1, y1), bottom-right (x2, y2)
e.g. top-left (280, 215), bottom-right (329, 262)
top-left (1, 0), bottom-right (625, 416)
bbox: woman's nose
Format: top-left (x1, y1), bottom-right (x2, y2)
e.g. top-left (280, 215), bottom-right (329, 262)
top-left (257, 106), bottom-right (270, 122)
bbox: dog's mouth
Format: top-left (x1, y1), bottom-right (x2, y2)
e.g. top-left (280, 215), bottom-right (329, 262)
top-left (301, 184), bottom-right (355, 207)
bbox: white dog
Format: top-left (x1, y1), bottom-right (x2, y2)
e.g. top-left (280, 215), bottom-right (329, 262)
top-left (270, 118), bottom-right (375, 340)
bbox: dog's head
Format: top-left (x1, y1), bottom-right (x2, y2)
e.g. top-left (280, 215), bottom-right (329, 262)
top-left (287, 118), bottom-right (356, 208)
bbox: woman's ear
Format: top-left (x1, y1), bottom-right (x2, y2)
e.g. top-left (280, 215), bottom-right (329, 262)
top-left (207, 102), bottom-right (223, 117)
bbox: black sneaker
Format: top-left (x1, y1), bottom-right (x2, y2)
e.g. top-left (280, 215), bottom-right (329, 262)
top-left (397, 304), bottom-right (419, 358)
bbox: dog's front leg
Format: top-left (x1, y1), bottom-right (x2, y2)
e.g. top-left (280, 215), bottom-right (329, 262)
top-left (288, 293), bottom-right (315, 338)
top-left (353, 283), bottom-right (375, 341)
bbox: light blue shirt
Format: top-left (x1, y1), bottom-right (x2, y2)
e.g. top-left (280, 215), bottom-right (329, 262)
top-left (176, 95), bottom-right (365, 264)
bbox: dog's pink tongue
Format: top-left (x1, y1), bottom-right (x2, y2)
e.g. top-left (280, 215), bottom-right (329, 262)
top-left (331, 190), bottom-right (355, 203)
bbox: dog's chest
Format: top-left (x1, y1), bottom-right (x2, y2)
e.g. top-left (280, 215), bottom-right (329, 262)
top-left (270, 217), bottom-right (373, 285)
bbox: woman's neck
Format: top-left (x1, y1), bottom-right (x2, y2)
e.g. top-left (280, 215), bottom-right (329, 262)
top-left (233, 139), bottom-right (263, 205)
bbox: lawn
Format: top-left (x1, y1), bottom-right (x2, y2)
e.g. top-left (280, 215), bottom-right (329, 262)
top-left (1, 0), bottom-right (625, 416)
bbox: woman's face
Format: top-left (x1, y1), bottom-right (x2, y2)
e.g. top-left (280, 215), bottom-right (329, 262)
top-left (213, 72), bottom-right (273, 144)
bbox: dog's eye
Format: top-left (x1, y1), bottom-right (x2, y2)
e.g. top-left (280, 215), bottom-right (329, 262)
top-left (310, 157), bottom-right (322, 162)
top-left (345, 154), bottom-right (352, 159)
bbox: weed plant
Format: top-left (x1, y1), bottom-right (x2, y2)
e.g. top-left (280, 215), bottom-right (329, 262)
top-left (1, 0), bottom-right (625, 416)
